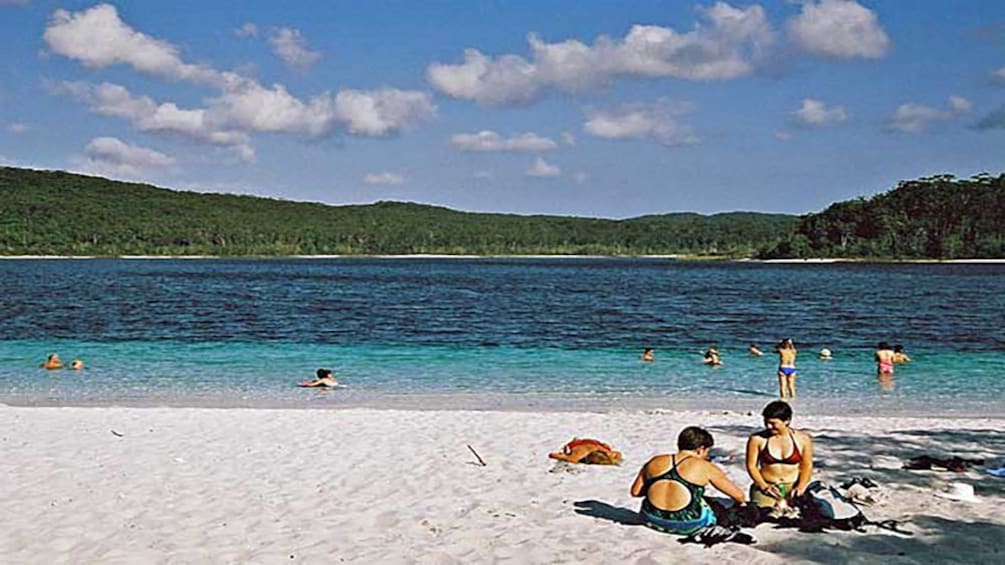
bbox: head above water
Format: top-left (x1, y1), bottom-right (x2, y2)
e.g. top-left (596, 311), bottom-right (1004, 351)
top-left (677, 426), bottom-right (714, 451)
top-left (893, 344), bottom-right (905, 353)
top-left (878, 341), bottom-right (891, 350)
top-left (316, 368), bottom-right (333, 379)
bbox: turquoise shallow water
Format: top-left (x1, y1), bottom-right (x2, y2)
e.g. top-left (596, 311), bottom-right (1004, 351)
top-left (1, 259), bottom-right (1002, 414)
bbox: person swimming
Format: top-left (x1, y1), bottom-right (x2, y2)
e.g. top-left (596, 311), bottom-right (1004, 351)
top-left (819, 348), bottom-right (832, 360)
top-left (745, 401), bottom-right (814, 510)
top-left (298, 368), bottom-right (338, 388)
top-left (703, 346), bottom-right (723, 366)
top-left (70, 359), bottom-right (84, 371)
top-left (775, 339), bottom-right (797, 399)
top-left (40, 353), bottom-right (64, 370)
top-left (875, 342), bottom-right (895, 375)
top-left (631, 426), bottom-right (746, 535)
top-left (892, 344), bottom-right (911, 364)
top-left (641, 348), bottom-right (654, 362)
top-left (748, 344), bottom-right (764, 356)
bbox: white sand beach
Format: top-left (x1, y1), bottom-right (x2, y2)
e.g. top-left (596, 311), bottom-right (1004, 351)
top-left (1, 406), bottom-right (1002, 564)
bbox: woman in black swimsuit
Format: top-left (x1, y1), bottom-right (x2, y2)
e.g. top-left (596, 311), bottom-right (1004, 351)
top-left (745, 400), bottom-right (814, 508)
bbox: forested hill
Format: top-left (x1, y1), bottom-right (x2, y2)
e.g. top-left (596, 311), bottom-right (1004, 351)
top-left (759, 173), bottom-right (1005, 259)
top-left (0, 167), bottom-right (796, 256)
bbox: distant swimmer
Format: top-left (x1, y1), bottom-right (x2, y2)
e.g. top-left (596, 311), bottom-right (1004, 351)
top-left (41, 353), bottom-right (64, 370)
top-left (298, 368), bottom-right (339, 388)
top-left (893, 344), bottom-right (911, 364)
top-left (875, 342), bottom-right (895, 375)
top-left (748, 344), bottom-right (764, 357)
top-left (70, 359), bottom-right (84, 371)
top-left (818, 348), bottom-right (832, 361)
top-left (775, 339), bottom-right (797, 399)
top-left (642, 348), bottom-right (655, 363)
top-left (703, 346), bottom-right (723, 366)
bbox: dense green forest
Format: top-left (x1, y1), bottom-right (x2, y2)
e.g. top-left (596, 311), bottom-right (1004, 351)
top-left (2, 167), bottom-right (1001, 258)
top-left (0, 167), bottom-right (795, 256)
top-left (759, 173), bottom-right (1005, 259)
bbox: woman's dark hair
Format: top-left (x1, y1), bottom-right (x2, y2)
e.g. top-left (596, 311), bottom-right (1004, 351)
top-left (878, 341), bottom-right (890, 350)
top-left (677, 426), bottom-right (714, 450)
top-left (762, 400), bottom-right (793, 421)
top-left (893, 344), bottom-right (904, 353)
top-left (316, 368), bottom-right (333, 379)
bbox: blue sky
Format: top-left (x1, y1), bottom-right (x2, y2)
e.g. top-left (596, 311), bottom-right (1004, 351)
top-left (1, 1), bottom-right (1003, 218)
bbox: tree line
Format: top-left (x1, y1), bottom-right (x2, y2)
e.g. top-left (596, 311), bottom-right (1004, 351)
top-left (1, 167), bottom-right (1001, 258)
top-left (758, 173), bottom-right (1004, 259)
top-left (0, 167), bottom-right (795, 256)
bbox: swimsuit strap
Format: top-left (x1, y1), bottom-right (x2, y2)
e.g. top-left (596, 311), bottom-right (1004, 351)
top-left (760, 431), bottom-right (802, 465)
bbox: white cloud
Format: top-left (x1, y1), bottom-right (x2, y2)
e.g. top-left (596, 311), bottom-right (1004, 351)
top-left (561, 132), bottom-right (576, 146)
top-left (46, 4), bottom-right (436, 143)
top-left (7, 123), bottom-right (28, 133)
top-left (572, 171), bottom-right (589, 184)
top-left (363, 172), bottom-right (404, 185)
top-left (787, 0), bottom-right (890, 59)
top-left (885, 96), bottom-right (971, 133)
top-left (583, 99), bottom-right (698, 145)
top-left (333, 89), bottom-right (437, 136)
top-left (234, 22), bottom-right (258, 38)
top-left (451, 131), bottom-right (557, 152)
top-left (993, 67), bottom-right (1005, 82)
top-left (775, 131), bottom-right (792, 140)
top-left (57, 81), bottom-right (255, 161)
top-left (473, 170), bottom-right (493, 180)
top-left (43, 4), bottom-right (231, 87)
top-left (526, 156), bottom-right (560, 178)
top-left (427, 2), bottom-right (775, 106)
top-left (82, 136), bottom-right (174, 177)
top-left (789, 98), bottom-right (848, 127)
top-left (269, 27), bottom-right (321, 71)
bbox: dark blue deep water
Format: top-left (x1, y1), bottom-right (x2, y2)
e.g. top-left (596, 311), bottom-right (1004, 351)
top-left (1, 259), bottom-right (1003, 413)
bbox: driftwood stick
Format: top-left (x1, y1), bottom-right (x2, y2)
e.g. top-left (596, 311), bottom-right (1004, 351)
top-left (110, 430), bottom-right (124, 437)
top-left (466, 444), bottom-right (487, 466)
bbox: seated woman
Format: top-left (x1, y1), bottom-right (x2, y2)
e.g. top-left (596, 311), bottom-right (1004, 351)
top-left (40, 353), bottom-right (64, 370)
top-left (745, 401), bottom-right (814, 509)
top-left (298, 368), bottom-right (338, 388)
top-left (631, 426), bottom-right (746, 535)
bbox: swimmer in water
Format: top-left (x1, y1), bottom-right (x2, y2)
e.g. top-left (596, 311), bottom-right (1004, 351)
top-left (892, 344), bottom-right (911, 364)
top-left (70, 359), bottom-right (84, 371)
top-left (298, 368), bottom-right (338, 388)
top-left (642, 348), bottom-right (655, 362)
top-left (703, 346), bottom-right (723, 366)
top-left (748, 344), bottom-right (764, 357)
top-left (41, 353), bottom-right (64, 370)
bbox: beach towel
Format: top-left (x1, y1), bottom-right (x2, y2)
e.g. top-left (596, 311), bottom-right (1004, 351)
top-left (548, 438), bottom-right (623, 465)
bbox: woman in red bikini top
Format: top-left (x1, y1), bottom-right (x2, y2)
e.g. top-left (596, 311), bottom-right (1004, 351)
top-left (745, 400), bottom-right (814, 508)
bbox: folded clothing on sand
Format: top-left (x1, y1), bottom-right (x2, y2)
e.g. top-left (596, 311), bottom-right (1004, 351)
top-left (548, 438), bottom-right (623, 465)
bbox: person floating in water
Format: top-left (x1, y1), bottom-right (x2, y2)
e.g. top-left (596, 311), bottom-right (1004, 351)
top-left (775, 339), bottom-right (797, 399)
top-left (298, 368), bottom-right (339, 388)
top-left (631, 426), bottom-right (747, 535)
top-left (641, 348), bottom-right (654, 362)
top-left (892, 344), bottom-right (911, 364)
top-left (745, 401), bottom-right (814, 511)
top-left (748, 343), bottom-right (764, 356)
top-left (703, 346), bottom-right (722, 366)
top-left (40, 353), bottom-right (64, 370)
top-left (70, 359), bottom-right (84, 371)
top-left (818, 348), bottom-right (832, 361)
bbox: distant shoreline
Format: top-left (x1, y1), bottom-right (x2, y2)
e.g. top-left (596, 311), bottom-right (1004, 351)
top-left (0, 254), bottom-right (1003, 263)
